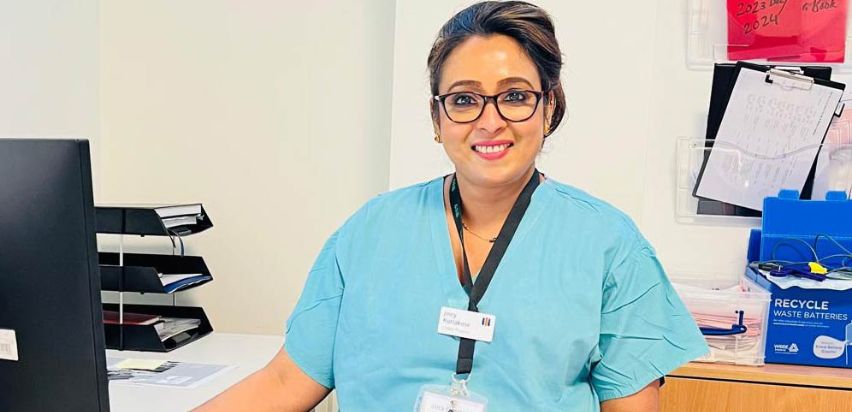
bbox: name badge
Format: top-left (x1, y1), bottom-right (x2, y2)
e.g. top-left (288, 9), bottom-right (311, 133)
top-left (437, 306), bottom-right (495, 343)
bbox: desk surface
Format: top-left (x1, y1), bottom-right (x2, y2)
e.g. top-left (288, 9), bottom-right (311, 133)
top-left (670, 361), bottom-right (852, 389)
top-left (109, 337), bottom-right (852, 410)
top-left (108, 332), bottom-right (283, 412)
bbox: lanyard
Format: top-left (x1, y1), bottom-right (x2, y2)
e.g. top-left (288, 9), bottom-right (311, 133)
top-left (448, 169), bottom-right (541, 375)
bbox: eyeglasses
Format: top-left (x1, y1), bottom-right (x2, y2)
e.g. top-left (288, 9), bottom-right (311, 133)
top-left (433, 90), bottom-right (544, 124)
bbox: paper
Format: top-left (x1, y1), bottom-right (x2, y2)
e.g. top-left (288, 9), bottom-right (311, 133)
top-left (758, 268), bottom-right (852, 290)
top-left (159, 274), bottom-right (204, 286)
top-left (154, 204), bottom-right (202, 218)
top-left (0, 329), bottom-right (19, 362)
top-left (113, 358), bottom-right (168, 371)
top-left (695, 67), bottom-right (843, 211)
top-left (108, 357), bottom-right (232, 389)
top-left (156, 317), bottom-right (202, 342)
top-left (161, 215), bottom-right (198, 229)
top-left (727, 0), bottom-right (849, 62)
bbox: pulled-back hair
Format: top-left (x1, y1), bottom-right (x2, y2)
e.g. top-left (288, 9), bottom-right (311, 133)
top-left (428, 1), bottom-right (565, 136)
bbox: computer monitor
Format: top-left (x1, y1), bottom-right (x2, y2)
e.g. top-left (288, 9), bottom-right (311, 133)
top-left (0, 139), bottom-right (110, 411)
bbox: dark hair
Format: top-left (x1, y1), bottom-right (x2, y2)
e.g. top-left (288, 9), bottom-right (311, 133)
top-left (428, 1), bottom-right (565, 137)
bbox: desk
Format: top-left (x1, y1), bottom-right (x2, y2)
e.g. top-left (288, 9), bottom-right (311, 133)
top-left (662, 362), bottom-right (852, 411)
top-left (113, 337), bottom-right (852, 411)
top-left (107, 333), bottom-right (282, 412)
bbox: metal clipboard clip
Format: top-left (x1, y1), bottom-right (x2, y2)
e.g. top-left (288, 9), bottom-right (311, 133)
top-left (764, 68), bottom-right (814, 91)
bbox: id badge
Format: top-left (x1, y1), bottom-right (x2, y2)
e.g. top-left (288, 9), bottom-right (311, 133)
top-left (437, 306), bottom-right (496, 342)
top-left (414, 375), bottom-right (487, 412)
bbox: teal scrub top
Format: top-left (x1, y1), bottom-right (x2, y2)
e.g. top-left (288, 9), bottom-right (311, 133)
top-left (285, 176), bottom-right (708, 411)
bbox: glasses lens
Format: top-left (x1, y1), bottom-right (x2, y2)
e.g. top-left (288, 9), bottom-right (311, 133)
top-left (497, 91), bottom-right (538, 121)
top-left (443, 92), bottom-right (484, 123)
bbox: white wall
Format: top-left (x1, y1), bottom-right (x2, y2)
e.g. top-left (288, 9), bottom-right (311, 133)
top-left (389, 0), bottom-right (659, 218)
top-left (641, 1), bottom-right (753, 280)
top-left (11, 0), bottom-right (849, 337)
top-left (389, 0), bottom-right (850, 280)
top-left (99, 0), bottom-right (396, 335)
top-left (0, 0), bottom-right (101, 189)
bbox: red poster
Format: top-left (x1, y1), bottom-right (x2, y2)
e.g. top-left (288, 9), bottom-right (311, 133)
top-left (779, 0), bottom-right (848, 62)
top-left (727, 0), bottom-right (849, 63)
top-left (727, 0), bottom-right (803, 60)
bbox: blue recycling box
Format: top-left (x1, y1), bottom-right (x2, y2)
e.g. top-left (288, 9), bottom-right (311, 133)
top-left (744, 266), bottom-right (852, 367)
top-left (744, 190), bottom-right (852, 368)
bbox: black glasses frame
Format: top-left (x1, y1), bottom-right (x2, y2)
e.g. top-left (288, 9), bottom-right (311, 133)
top-left (433, 90), bottom-right (544, 124)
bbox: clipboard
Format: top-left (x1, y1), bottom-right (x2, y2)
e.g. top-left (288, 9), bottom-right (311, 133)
top-left (696, 63), bottom-right (835, 217)
top-left (692, 61), bottom-right (845, 212)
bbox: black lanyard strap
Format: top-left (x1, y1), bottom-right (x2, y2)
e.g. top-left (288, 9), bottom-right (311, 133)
top-left (449, 169), bottom-right (540, 375)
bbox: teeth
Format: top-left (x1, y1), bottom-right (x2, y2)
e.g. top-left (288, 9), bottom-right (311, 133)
top-left (474, 143), bottom-right (510, 154)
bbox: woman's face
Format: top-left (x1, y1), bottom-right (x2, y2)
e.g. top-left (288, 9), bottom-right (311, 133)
top-left (435, 34), bottom-right (549, 189)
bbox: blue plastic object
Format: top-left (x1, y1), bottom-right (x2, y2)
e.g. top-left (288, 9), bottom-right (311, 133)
top-left (699, 310), bottom-right (749, 336)
top-left (745, 190), bottom-right (852, 367)
top-left (753, 190), bottom-right (852, 266)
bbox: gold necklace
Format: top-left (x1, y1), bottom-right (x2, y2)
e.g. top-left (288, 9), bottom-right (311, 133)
top-left (462, 221), bottom-right (497, 243)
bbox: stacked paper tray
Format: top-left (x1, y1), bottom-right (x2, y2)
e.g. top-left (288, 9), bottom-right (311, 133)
top-left (672, 275), bottom-right (771, 366)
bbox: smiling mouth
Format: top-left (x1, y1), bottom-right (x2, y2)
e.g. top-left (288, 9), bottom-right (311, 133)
top-left (472, 143), bottom-right (513, 154)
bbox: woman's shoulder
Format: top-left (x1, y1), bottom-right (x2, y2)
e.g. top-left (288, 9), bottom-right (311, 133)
top-left (540, 178), bottom-right (652, 269)
top-left (362, 176), bottom-right (443, 213)
top-left (541, 177), bottom-right (642, 240)
top-left (337, 176), bottom-right (443, 233)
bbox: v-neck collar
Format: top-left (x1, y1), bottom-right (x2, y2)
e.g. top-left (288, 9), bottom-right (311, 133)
top-left (427, 175), bottom-right (551, 310)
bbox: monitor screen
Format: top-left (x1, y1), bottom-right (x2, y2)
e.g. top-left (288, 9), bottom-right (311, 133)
top-left (0, 139), bottom-right (109, 411)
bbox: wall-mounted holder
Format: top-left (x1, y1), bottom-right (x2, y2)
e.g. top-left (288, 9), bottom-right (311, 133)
top-left (676, 137), bottom-right (852, 225)
top-left (687, 0), bottom-right (852, 71)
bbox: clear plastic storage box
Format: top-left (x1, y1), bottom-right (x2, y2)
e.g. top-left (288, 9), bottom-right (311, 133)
top-left (671, 275), bottom-right (771, 366)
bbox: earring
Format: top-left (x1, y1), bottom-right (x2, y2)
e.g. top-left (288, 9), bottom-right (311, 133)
top-left (434, 134), bottom-right (442, 143)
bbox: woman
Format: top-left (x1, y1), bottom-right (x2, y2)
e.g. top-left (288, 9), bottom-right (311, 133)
top-left (199, 2), bottom-right (707, 411)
